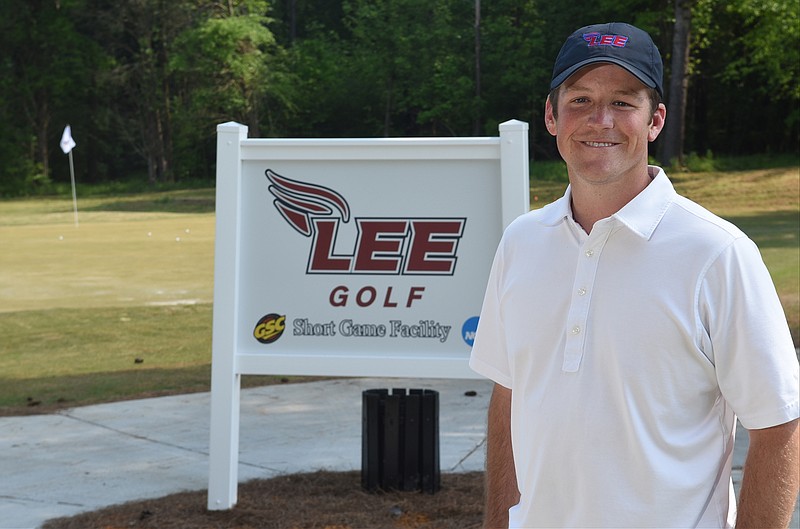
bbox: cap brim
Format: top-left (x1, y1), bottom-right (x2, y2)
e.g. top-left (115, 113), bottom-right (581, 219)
top-left (551, 57), bottom-right (659, 95)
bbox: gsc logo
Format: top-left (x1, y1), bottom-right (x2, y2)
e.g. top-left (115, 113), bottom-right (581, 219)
top-left (253, 313), bottom-right (286, 344)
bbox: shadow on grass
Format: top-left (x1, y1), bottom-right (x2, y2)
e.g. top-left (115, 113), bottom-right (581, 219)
top-left (0, 368), bottom-right (325, 417)
top-left (726, 210), bottom-right (799, 248)
top-left (0, 365), bottom-right (213, 416)
top-left (84, 194), bottom-right (215, 214)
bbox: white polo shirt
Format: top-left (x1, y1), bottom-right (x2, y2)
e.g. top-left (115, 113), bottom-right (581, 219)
top-left (470, 167), bottom-right (799, 528)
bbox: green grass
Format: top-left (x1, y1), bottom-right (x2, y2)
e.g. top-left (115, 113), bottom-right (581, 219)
top-left (0, 215), bottom-right (215, 312)
top-left (0, 304), bottom-right (214, 410)
top-left (0, 189), bottom-right (294, 414)
top-left (0, 166), bottom-right (797, 414)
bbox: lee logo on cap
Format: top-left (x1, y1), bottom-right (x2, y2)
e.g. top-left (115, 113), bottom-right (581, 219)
top-left (583, 32), bottom-right (629, 48)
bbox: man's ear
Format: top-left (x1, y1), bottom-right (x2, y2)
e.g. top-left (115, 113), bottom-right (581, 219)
top-left (648, 103), bottom-right (667, 142)
top-left (544, 97), bottom-right (557, 136)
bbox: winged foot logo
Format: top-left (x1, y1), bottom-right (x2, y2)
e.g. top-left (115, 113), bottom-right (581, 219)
top-left (266, 168), bottom-right (350, 237)
top-left (266, 169), bottom-right (466, 277)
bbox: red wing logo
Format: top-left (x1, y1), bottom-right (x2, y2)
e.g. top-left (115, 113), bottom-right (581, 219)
top-left (266, 169), bottom-right (465, 276)
top-left (267, 169), bottom-right (350, 236)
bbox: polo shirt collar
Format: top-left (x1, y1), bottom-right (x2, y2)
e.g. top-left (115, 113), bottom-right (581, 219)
top-left (535, 165), bottom-right (676, 240)
top-left (537, 189), bottom-right (573, 226)
top-left (613, 166), bottom-right (675, 240)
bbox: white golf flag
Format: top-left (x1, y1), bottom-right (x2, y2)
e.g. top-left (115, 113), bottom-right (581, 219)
top-left (60, 125), bottom-right (76, 154)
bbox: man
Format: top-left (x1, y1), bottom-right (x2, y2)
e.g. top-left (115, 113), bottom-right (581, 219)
top-left (470, 22), bottom-right (799, 528)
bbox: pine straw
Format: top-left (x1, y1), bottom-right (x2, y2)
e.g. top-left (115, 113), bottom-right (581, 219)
top-left (41, 470), bottom-right (484, 529)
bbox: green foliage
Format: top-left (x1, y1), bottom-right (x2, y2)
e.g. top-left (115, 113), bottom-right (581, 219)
top-left (172, 12), bottom-right (277, 121)
top-left (290, 31), bottom-right (385, 136)
top-left (721, 0), bottom-right (799, 100)
top-left (340, 0), bottom-right (477, 136)
top-left (169, 8), bottom-right (294, 176)
top-left (666, 151), bottom-right (800, 173)
top-left (0, 0), bottom-right (798, 195)
top-left (687, 0), bottom-right (800, 155)
top-left (0, 0), bottom-right (105, 194)
top-left (681, 150), bottom-right (718, 172)
top-left (0, 158), bottom-right (50, 198)
top-left (531, 160), bottom-right (569, 183)
top-left (481, 1), bottom-right (549, 135)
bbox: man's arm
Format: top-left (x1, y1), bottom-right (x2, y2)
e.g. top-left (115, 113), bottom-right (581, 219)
top-left (484, 383), bottom-right (520, 529)
top-left (736, 418), bottom-right (799, 528)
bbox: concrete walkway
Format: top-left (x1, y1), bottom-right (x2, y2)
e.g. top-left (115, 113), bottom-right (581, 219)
top-left (0, 377), bottom-right (797, 528)
top-left (1, 378), bottom-right (491, 529)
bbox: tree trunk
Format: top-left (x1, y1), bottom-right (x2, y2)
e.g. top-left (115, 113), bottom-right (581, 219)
top-left (473, 0), bottom-right (481, 136)
top-left (288, 0), bottom-right (297, 45)
top-left (384, 74), bottom-right (393, 137)
top-left (658, 0), bottom-right (692, 166)
top-left (36, 95), bottom-right (50, 182)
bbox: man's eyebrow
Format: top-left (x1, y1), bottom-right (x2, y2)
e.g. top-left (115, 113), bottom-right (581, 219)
top-left (563, 83), bottom-right (646, 99)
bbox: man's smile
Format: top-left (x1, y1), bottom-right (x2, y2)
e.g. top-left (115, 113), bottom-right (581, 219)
top-left (581, 141), bottom-right (618, 147)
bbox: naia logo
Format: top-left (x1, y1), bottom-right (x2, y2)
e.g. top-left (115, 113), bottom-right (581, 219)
top-left (583, 32), bottom-right (629, 48)
top-left (266, 169), bottom-right (466, 275)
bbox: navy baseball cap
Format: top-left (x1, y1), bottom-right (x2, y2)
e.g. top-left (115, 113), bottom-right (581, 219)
top-left (550, 22), bottom-right (663, 97)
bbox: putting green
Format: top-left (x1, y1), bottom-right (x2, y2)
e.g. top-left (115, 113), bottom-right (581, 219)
top-left (0, 215), bottom-right (215, 313)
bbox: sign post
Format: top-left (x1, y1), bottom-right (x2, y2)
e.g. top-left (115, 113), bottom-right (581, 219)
top-left (207, 120), bottom-right (529, 510)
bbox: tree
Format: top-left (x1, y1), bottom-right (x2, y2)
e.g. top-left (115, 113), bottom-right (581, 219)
top-left (718, 0), bottom-right (799, 150)
top-left (481, 0), bottom-right (548, 150)
top-left (0, 0), bottom-right (797, 196)
top-left (659, 0), bottom-right (692, 165)
top-left (171, 6), bottom-right (290, 137)
top-left (682, 0), bottom-right (799, 156)
top-left (339, 0), bottom-right (477, 137)
top-left (473, 0), bottom-right (482, 135)
top-left (168, 2), bottom-right (294, 178)
top-left (0, 0), bottom-right (102, 193)
top-left (270, 0), bottom-right (347, 45)
top-left (84, 0), bottom-right (196, 183)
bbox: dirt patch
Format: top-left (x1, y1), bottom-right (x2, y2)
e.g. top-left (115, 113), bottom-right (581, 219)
top-left (41, 470), bottom-right (484, 529)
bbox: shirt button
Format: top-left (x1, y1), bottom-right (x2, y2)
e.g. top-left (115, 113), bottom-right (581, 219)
top-left (571, 325), bottom-right (581, 335)
top-left (585, 249), bottom-right (594, 257)
top-left (577, 287), bottom-right (587, 296)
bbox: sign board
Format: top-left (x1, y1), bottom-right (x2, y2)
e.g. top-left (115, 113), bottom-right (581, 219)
top-left (208, 120), bottom-right (529, 510)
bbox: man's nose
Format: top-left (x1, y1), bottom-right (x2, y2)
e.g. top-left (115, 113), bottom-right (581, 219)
top-left (588, 105), bottom-right (613, 128)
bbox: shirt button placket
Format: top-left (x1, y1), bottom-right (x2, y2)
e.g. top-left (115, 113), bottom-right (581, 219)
top-left (562, 227), bottom-right (609, 372)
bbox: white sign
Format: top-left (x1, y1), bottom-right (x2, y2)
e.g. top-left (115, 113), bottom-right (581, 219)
top-left (208, 120), bottom-right (529, 510)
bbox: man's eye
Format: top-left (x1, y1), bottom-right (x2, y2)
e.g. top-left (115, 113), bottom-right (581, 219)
top-left (613, 101), bottom-right (632, 107)
top-left (572, 97), bottom-right (588, 104)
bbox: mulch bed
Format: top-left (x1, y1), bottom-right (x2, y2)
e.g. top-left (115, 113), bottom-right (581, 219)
top-left (41, 470), bottom-right (484, 529)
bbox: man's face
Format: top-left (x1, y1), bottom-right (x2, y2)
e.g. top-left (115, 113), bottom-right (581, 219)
top-left (544, 63), bottom-right (666, 188)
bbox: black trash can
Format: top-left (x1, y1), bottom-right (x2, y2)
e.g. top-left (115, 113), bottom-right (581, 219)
top-left (361, 388), bottom-right (440, 493)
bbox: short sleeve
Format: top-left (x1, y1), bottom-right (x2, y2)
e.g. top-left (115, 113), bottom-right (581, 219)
top-left (469, 238), bottom-right (513, 388)
top-left (700, 236), bottom-right (799, 429)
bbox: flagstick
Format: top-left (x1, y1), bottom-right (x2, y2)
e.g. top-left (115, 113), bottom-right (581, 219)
top-left (68, 150), bottom-right (79, 227)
